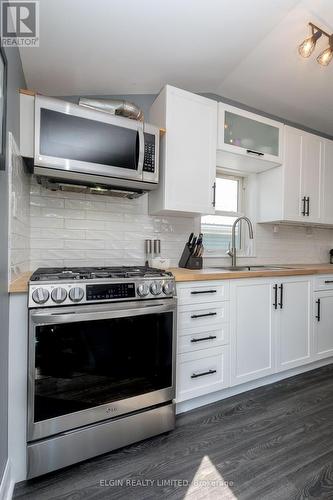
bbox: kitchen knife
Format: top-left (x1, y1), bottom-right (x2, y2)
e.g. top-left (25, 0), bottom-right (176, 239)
top-left (190, 236), bottom-right (197, 254)
top-left (194, 234), bottom-right (203, 256)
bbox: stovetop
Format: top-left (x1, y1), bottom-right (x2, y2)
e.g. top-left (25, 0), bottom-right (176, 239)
top-left (30, 266), bottom-right (172, 282)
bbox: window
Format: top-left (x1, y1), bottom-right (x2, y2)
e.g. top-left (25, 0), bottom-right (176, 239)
top-left (201, 174), bottom-right (244, 255)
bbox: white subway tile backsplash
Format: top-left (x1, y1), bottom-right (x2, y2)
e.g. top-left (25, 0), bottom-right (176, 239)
top-left (30, 196), bottom-right (65, 208)
top-left (8, 134), bottom-right (30, 281)
top-left (40, 207), bottom-right (85, 219)
top-left (64, 239), bottom-right (105, 250)
top-left (30, 239), bottom-right (64, 249)
top-left (31, 217), bottom-right (64, 228)
top-left (65, 219), bottom-right (105, 230)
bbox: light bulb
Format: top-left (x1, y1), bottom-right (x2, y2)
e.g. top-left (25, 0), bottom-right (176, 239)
top-left (317, 36), bottom-right (333, 66)
top-left (298, 30), bottom-right (322, 58)
top-left (298, 36), bottom-right (316, 57)
top-left (317, 47), bottom-right (333, 66)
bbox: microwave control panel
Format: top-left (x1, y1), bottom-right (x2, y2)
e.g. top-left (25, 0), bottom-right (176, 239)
top-left (143, 133), bottom-right (156, 173)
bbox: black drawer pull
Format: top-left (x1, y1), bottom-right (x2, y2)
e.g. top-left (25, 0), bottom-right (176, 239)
top-left (301, 196), bottom-right (306, 216)
top-left (191, 312), bottom-right (217, 319)
top-left (278, 283), bottom-right (284, 309)
top-left (191, 290), bottom-right (217, 295)
top-left (191, 335), bottom-right (217, 343)
top-left (273, 284), bottom-right (278, 309)
top-left (191, 369), bottom-right (217, 379)
top-left (316, 298), bottom-right (321, 321)
top-left (324, 280), bottom-right (333, 284)
top-left (246, 149), bottom-right (264, 156)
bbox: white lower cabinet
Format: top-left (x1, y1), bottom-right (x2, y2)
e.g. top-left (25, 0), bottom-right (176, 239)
top-left (176, 281), bottom-right (231, 403)
top-left (276, 278), bottom-right (312, 372)
top-left (313, 293), bottom-right (333, 359)
top-left (230, 279), bottom-right (276, 386)
top-left (178, 324), bottom-right (229, 354)
top-left (230, 276), bottom-right (313, 387)
top-left (177, 346), bottom-right (230, 402)
top-left (176, 275), bottom-right (328, 407)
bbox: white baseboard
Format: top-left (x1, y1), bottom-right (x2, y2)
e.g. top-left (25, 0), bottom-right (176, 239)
top-left (0, 460), bottom-right (14, 500)
top-left (176, 357), bottom-right (333, 414)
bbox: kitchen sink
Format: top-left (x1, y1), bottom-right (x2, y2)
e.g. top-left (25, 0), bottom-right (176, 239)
top-left (213, 265), bottom-right (294, 272)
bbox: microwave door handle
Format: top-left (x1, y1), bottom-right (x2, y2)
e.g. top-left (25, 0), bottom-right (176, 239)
top-left (137, 127), bottom-right (144, 175)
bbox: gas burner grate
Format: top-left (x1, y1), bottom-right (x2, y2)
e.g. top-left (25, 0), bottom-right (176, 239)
top-left (30, 266), bottom-right (172, 282)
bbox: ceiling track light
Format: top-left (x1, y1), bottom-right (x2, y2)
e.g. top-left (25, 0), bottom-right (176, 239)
top-left (298, 22), bottom-right (333, 66)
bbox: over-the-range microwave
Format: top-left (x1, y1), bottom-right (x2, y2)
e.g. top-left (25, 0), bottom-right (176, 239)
top-left (20, 94), bottom-right (160, 194)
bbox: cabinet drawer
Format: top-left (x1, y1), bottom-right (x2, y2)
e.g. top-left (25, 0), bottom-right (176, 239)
top-left (177, 282), bottom-right (229, 305)
top-left (177, 346), bottom-right (229, 402)
top-left (314, 275), bottom-right (333, 291)
top-left (178, 324), bottom-right (229, 354)
top-left (178, 302), bottom-right (228, 330)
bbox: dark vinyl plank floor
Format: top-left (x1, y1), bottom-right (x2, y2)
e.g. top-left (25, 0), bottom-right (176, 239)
top-left (14, 364), bottom-right (333, 500)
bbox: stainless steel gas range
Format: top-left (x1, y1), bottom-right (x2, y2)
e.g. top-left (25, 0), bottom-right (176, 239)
top-left (27, 266), bottom-right (176, 478)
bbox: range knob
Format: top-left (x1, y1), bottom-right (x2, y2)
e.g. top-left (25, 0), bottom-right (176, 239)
top-left (150, 281), bottom-right (162, 296)
top-left (32, 288), bottom-right (49, 304)
top-left (51, 287), bottom-right (67, 304)
top-left (69, 287), bottom-right (84, 302)
top-left (137, 283), bottom-right (149, 297)
top-left (163, 281), bottom-right (175, 296)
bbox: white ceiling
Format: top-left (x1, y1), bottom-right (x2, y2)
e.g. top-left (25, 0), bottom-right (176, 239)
top-left (19, 0), bottom-right (333, 134)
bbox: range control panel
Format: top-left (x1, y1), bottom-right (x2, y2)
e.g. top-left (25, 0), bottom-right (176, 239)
top-left (86, 283), bottom-right (136, 301)
top-left (28, 278), bottom-right (175, 308)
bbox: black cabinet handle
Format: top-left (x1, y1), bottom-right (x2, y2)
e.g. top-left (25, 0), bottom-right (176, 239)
top-left (191, 369), bottom-right (217, 379)
top-left (212, 182), bottom-right (216, 207)
top-left (191, 312), bottom-right (217, 319)
top-left (306, 197), bottom-right (310, 216)
top-left (191, 290), bottom-right (217, 295)
top-left (324, 281), bottom-right (333, 284)
top-left (246, 149), bottom-right (264, 156)
top-left (273, 284), bottom-right (278, 309)
top-left (316, 299), bottom-right (321, 321)
top-left (279, 283), bottom-right (284, 309)
top-left (301, 196), bottom-right (306, 216)
top-left (191, 335), bottom-right (217, 343)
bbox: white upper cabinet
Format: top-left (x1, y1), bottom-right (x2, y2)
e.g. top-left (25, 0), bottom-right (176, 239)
top-left (217, 103), bottom-right (284, 173)
top-left (148, 85), bottom-right (217, 216)
top-left (321, 139), bottom-right (333, 225)
top-left (258, 126), bottom-right (329, 225)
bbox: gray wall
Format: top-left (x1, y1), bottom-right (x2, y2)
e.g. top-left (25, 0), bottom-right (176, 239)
top-left (0, 42), bottom-right (25, 481)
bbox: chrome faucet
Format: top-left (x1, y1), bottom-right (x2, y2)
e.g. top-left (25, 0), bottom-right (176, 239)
top-left (226, 216), bottom-right (254, 268)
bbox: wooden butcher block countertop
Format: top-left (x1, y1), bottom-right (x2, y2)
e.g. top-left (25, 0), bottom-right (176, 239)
top-left (8, 264), bottom-right (333, 293)
top-left (169, 264), bottom-right (333, 282)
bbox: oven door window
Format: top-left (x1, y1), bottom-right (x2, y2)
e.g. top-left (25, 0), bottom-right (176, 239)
top-left (33, 312), bottom-right (173, 422)
top-left (40, 109), bottom-right (140, 170)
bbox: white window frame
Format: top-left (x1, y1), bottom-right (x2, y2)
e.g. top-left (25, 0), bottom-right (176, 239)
top-left (202, 171), bottom-right (247, 257)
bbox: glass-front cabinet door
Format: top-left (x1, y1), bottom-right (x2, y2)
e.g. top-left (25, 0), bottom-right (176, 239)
top-left (217, 103), bottom-right (284, 167)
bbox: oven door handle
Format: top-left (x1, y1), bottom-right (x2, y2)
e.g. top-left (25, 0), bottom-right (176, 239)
top-left (30, 300), bottom-right (177, 325)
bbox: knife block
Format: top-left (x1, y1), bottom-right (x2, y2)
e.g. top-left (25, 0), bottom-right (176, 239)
top-left (185, 256), bottom-right (203, 269)
top-left (178, 244), bottom-right (203, 269)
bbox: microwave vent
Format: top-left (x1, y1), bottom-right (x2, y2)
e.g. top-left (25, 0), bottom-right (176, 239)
top-left (37, 176), bottom-right (144, 199)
